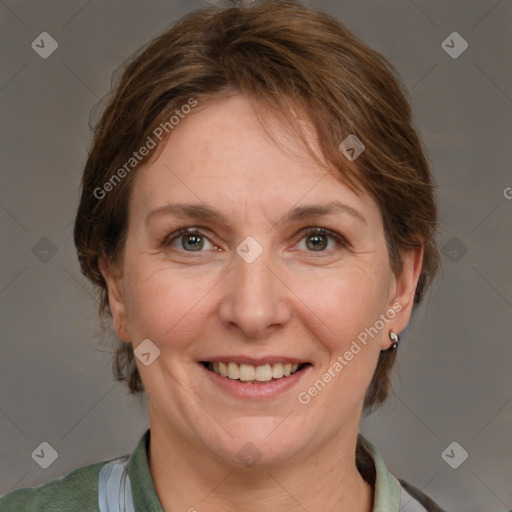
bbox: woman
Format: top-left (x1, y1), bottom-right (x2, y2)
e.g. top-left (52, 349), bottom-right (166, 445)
top-left (0, 1), bottom-right (446, 510)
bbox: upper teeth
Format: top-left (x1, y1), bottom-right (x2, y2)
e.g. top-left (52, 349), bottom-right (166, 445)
top-left (211, 362), bottom-right (300, 382)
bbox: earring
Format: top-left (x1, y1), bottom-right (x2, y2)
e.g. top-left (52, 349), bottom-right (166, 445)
top-left (389, 330), bottom-right (400, 350)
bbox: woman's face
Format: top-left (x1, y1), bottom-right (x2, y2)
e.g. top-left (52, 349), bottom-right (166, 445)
top-left (102, 94), bottom-right (421, 466)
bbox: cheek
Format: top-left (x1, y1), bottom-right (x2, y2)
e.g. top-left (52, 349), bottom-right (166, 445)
top-left (298, 275), bottom-right (385, 407)
top-left (123, 263), bottom-right (209, 346)
top-left (298, 264), bottom-right (391, 345)
top-left (293, 264), bottom-right (390, 402)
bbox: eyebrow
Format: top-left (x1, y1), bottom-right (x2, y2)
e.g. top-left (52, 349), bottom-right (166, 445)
top-left (145, 200), bottom-right (367, 227)
top-left (282, 201), bottom-right (367, 226)
top-left (146, 203), bottom-right (230, 225)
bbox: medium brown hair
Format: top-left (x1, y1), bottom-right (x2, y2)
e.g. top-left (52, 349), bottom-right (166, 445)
top-left (74, 0), bottom-right (439, 414)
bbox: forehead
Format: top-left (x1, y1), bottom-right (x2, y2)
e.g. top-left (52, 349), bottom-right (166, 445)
top-left (130, 95), bottom-right (380, 224)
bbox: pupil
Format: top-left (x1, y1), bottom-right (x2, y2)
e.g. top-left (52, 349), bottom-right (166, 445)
top-left (183, 234), bottom-right (203, 251)
top-left (307, 234), bottom-right (327, 251)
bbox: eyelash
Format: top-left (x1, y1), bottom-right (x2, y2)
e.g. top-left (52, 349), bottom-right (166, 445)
top-left (161, 226), bottom-right (348, 253)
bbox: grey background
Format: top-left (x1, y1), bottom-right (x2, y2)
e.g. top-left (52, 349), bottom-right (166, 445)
top-left (1, 1), bottom-right (511, 511)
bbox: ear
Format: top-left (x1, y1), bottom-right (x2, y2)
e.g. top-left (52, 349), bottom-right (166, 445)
top-left (382, 244), bottom-right (424, 350)
top-left (98, 255), bottom-right (131, 343)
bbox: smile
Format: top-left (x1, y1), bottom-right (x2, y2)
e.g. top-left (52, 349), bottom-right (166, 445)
top-left (202, 361), bottom-right (309, 383)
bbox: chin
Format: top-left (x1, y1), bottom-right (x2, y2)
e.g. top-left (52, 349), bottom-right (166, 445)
top-left (204, 417), bottom-right (311, 468)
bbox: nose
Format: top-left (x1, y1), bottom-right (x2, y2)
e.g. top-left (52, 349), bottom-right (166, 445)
top-left (217, 246), bottom-right (291, 339)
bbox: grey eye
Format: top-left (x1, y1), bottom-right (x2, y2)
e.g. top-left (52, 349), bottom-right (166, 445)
top-left (181, 233), bottom-right (205, 251)
top-left (305, 233), bottom-right (328, 251)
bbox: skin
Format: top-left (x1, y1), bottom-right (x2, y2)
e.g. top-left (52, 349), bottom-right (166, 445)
top-left (100, 94), bottom-right (423, 512)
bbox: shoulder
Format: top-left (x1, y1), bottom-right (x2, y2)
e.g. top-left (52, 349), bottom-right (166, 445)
top-left (355, 433), bottom-right (447, 512)
top-left (0, 460), bottom-right (104, 512)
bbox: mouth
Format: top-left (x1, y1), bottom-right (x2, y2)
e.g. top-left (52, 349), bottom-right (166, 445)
top-left (201, 361), bottom-right (311, 384)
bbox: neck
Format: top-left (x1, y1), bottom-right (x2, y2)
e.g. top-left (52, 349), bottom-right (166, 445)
top-left (148, 417), bottom-right (374, 512)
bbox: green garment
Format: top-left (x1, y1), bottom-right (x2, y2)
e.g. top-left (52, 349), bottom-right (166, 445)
top-left (0, 430), bottom-right (442, 511)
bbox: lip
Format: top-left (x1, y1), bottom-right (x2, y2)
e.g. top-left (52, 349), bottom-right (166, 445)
top-left (200, 356), bottom-right (309, 366)
top-left (199, 362), bottom-right (311, 399)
